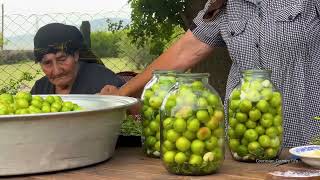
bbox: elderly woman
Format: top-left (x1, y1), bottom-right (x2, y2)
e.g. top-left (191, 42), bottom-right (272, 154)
top-left (31, 23), bottom-right (124, 94)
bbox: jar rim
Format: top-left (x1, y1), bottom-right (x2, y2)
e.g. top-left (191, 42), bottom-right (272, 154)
top-left (152, 70), bottom-right (182, 75)
top-left (241, 69), bottom-right (272, 74)
top-left (177, 73), bottom-right (210, 78)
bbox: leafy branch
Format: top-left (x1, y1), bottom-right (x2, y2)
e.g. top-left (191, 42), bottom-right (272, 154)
top-left (120, 115), bottom-right (142, 136)
top-left (0, 70), bottom-right (41, 94)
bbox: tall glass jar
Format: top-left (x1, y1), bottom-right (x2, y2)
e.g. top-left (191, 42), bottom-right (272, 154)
top-left (227, 70), bottom-right (283, 161)
top-left (160, 73), bottom-right (225, 175)
top-left (141, 70), bottom-right (178, 158)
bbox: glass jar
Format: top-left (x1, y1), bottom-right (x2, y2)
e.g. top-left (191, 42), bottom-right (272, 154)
top-left (141, 70), bottom-right (178, 158)
top-left (227, 70), bottom-right (283, 161)
top-left (160, 73), bottom-right (225, 175)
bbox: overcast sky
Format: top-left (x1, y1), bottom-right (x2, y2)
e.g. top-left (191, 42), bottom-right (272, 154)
top-left (0, 0), bottom-right (131, 49)
top-left (2, 0), bottom-right (130, 15)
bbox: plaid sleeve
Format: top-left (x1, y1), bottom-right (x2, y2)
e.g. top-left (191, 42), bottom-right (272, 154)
top-left (191, 0), bottom-right (226, 47)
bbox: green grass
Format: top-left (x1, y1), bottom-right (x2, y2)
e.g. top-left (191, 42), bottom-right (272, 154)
top-left (102, 57), bottom-right (139, 73)
top-left (0, 60), bottom-right (43, 91)
top-left (0, 57), bottom-right (140, 91)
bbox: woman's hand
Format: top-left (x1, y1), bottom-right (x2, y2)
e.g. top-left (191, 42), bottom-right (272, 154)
top-left (99, 85), bottom-right (120, 95)
top-left (99, 84), bottom-right (142, 117)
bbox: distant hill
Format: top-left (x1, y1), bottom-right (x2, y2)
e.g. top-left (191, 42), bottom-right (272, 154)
top-left (4, 18), bottom-right (131, 50)
top-left (5, 34), bottom-right (34, 50)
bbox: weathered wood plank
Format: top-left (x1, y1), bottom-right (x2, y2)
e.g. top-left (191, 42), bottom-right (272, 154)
top-left (2, 147), bottom-right (314, 180)
top-left (1, 177), bottom-right (39, 180)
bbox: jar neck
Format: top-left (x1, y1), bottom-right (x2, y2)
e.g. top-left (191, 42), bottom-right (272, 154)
top-left (241, 69), bottom-right (271, 80)
top-left (153, 70), bottom-right (178, 78)
top-left (177, 73), bottom-right (209, 84)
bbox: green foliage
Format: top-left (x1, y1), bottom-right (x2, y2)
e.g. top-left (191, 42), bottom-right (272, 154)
top-left (91, 19), bottom-right (130, 58)
top-left (91, 31), bottom-right (122, 58)
top-left (163, 26), bottom-right (185, 50)
top-left (0, 50), bottom-right (34, 65)
top-left (117, 31), bottom-right (157, 69)
top-left (120, 115), bottom-right (142, 136)
top-left (129, 0), bottom-right (188, 55)
top-left (91, 29), bottom-right (156, 69)
top-left (0, 70), bottom-right (41, 94)
top-left (106, 18), bottom-right (129, 33)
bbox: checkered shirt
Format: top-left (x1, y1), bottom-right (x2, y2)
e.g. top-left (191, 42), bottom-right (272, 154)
top-left (192, 0), bottom-right (320, 147)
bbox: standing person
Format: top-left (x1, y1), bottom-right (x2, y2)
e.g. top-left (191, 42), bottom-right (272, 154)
top-left (31, 23), bottom-right (124, 94)
top-left (100, 0), bottom-right (320, 148)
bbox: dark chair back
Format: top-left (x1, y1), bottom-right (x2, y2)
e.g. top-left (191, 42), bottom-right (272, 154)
top-left (116, 71), bottom-right (138, 83)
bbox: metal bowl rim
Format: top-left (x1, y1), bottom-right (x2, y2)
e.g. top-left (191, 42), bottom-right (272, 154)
top-left (0, 94), bottom-right (138, 119)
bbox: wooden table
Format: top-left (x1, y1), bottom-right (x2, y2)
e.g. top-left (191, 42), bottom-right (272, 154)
top-left (4, 147), bottom-right (317, 180)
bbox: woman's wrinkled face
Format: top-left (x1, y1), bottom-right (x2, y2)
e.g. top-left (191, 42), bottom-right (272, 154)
top-left (40, 51), bottom-right (79, 88)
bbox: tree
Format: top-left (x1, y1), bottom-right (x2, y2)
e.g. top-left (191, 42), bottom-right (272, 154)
top-left (129, 0), bottom-right (232, 98)
top-left (91, 31), bottom-right (122, 58)
top-left (129, 0), bottom-right (208, 55)
top-left (90, 19), bottom-right (132, 58)
top-left (117, 31), bottom-right (156, 69)
top-left (106, 18), bottom-right (129, 33)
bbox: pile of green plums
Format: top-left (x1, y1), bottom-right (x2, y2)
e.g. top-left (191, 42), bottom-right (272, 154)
top-left (228, 78), bottom-right (283, 161)
top-left (161, 80), bottom-right (224, 175)
top-left (0, 92), bottom-right (82, 115)
top-left (141, 75), bottom-right (176, 157)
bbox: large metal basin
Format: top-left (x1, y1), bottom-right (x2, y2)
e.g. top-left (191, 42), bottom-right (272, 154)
top-left (0, 95), bottom-right (138, 176)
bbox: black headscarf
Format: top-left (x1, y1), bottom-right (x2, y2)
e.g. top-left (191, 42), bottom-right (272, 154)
top-left (33, 23), bottom-right (103, 64)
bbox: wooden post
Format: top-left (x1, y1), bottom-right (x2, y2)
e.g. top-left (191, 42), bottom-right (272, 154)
top-left (80, 21), bottom-right (91, 48)
top-left (1, 4), bottom-right (4, 50)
